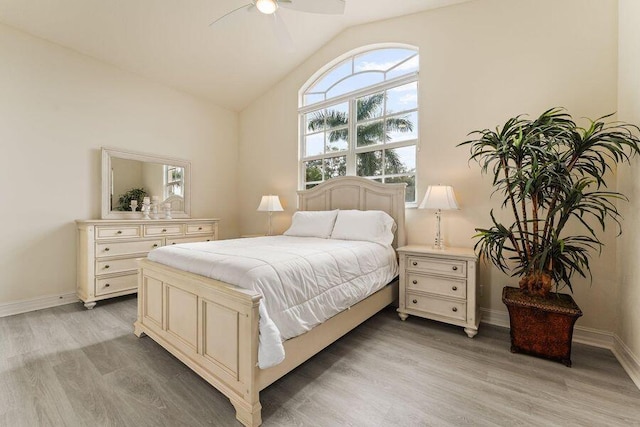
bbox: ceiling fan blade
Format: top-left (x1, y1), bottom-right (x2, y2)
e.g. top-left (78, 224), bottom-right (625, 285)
top-left (209, 2), bottom-right (254, 26)
top-left (278, 0), bottom-right (345, 15)
top-left (270, 13), bottom-right (294, 51)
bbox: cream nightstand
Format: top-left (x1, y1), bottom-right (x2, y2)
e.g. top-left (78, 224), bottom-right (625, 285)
top-left (397, 245), bottom-right (479, 338)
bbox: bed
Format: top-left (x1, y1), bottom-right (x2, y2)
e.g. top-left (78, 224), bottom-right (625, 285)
top-left (133, 176), bottom-right (406, 427)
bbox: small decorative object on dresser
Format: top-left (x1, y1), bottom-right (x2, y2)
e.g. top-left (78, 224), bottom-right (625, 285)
top-left (76, 218), bottom-right (219, 309)
top-left (397, 245), bottom-right (479, 338)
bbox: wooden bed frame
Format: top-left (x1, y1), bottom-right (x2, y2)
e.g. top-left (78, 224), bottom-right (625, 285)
top-left (133, 177), bottom-right (406, 426)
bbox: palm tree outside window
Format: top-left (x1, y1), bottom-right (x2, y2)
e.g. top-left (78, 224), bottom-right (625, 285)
top-left (299, 46), bottom-right (419, 203)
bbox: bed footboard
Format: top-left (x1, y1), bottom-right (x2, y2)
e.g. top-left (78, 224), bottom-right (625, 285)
top-left (134, 258), bottom-right (263, 427)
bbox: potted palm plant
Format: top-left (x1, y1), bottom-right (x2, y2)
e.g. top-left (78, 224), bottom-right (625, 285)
top-left (461, 108), bottom-right (640, 366)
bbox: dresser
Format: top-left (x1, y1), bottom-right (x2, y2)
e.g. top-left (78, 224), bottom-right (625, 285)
top-left (397, 245), bottom-right (479, 337)
top-left (76, 218), bottom-right (219, 309)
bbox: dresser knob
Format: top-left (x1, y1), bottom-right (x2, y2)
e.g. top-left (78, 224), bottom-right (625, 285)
top-left (104, 265), bottom-right (110, 269)
top-left (452, 286), bottom-right (457, 291)
top-left (412, 261), bottom-right (418, 266)
top-left (412, 280), bottom-right (417, 285)
top-left (206, 239), bottom-right (211, 242)
top-left (162, 228), bottom-right (167, 232)
top-left (412, 299), bottom-right (418, 304)
top-left (452, 307), bottom-right (458, 312)
top-left (116, 230), bottom-right (122, 234)
top-left (105, 283), bottom-right (110, 288)
top-left (172, 242), bottom-right (176, 245)
top-left (452, 266), bottom-right (458, 271)
top-left (152, 244), bottom-right (158, 248)
top-left (198, 227), bottom-right (203, 230)
top-left (104, 247), bottom-right (110, 252)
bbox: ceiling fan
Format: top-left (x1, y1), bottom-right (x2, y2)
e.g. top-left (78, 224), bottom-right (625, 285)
top-left (210, 0), bottom-right (346, 49)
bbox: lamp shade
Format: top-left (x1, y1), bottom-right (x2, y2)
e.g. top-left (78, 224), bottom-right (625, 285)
top-left (418, 185), bottom-right (459, 210)
top-left (257, 195), bottom-right (284, 212)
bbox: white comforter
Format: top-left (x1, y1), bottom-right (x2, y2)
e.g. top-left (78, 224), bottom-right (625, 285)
top-left (147, 236), bottom-right (398, 368)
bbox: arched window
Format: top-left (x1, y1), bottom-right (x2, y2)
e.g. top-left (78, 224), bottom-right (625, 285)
top-left (299, 45), bottom-right (419, 203)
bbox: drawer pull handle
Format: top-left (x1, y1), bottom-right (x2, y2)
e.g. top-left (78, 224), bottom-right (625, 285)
top-left (412, 261), bottom-right (418, 266)
top-left (104, 247), bottom-right (110, 252)
top-left (452, 307), bottom-right (458, 312)
top-left (162, 228), bottom-right (167, 232)
top-left (206, 239), bottom-right (211, 242)
top-left (116, 230), bottom-right (122, 235)
top-left (452, 266), bottom-right (458, 271)
top-left (412, 280), bottom-right (417, 285)
top-left (198, 227), bottom-right (203, 230)
top-left (104, 265), bottom-right (110, 269)
top-left (412, 299), bottom-right (418, 304)
top-left (105, 283), bottom-right (110, 288)
top-left (152, 244), bottom-right (158, 248)
top-left (452, 286), bottom-right (457, 291)
top-left (172, 243), bottom-right (176, 245)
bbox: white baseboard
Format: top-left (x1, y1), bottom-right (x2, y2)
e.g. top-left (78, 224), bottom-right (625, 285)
top-left (480, 306), bottom-right (639, 390)
top-left (0, 293), bottom-right (79, 318)
top-left (612, 336), bottom-right (640, 390)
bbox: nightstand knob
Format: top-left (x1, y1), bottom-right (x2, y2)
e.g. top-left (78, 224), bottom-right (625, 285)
top-left (412, 280), bottom-right (418, 285)
top-left (412, 261), bottom-right (418, 266)
top-left (412, 299), bottom-right (418, 304)
top-left (452, 286), bottom-right (457, 291)
top-left (452, 307), bottom-right (458, 312)
top-left (452, 266), bottom-right (458, 271)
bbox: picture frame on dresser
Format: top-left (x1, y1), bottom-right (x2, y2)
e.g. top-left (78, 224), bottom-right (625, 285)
top-left (396, 245), bottom-right (480, 338)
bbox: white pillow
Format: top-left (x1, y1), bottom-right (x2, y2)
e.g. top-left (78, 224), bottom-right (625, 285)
top-left (283, 210), bottom-right (339, 238)
top-left (330, 210), bottom-right (396, 246)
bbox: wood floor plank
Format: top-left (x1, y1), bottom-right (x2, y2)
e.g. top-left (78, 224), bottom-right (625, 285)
top-left (0, 295), bottom-right (639, 426)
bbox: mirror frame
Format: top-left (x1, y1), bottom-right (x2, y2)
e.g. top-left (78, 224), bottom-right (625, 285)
top-left (101, 147), bottom-right (191, 219)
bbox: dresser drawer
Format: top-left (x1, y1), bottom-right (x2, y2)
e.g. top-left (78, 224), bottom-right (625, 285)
top-left (167, 235), bottom-right (215, 245)
top-left (407, 273), bottom-right (466, 299)
top-left (406, 256), bottom-right (466, 278)
top-left (95, 274), bottom-right (137, 296)
top-left (95, 257), bottom-right (140, 275)
top-left (96, 240), bottom-right (162, 258)
top-left (144, 224), bottom-right (183, 236)
top-left (186, 223), bottom-right (215, 234)
top-left (406, 293), bottom-right (466, 322)
top-left (96, 225), bottom-right (141, 239)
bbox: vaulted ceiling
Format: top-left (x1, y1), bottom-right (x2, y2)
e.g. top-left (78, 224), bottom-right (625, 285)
top-left (0, 0), bottom-right (470, 111)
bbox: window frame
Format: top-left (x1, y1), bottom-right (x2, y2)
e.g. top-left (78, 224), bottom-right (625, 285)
top-left (299, 47), bottom-right (419, 206)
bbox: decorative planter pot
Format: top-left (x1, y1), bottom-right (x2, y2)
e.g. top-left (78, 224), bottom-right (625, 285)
top-left (502, 286), bottom-right (583, 367)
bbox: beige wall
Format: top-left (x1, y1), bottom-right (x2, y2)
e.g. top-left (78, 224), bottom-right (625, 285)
top-left (0, 23), bottom-right (239, 304)
top-left (617, 0), bottom-right (640, 360)
top-left (238, 0), bottom-right (620, 330)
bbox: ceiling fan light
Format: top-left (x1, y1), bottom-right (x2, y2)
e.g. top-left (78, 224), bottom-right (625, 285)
top-left (256, 0), bottom-right (278, 15)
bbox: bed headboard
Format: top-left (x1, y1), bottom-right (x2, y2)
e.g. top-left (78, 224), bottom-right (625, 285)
top-left (297, 176), bottom-right (406, 248)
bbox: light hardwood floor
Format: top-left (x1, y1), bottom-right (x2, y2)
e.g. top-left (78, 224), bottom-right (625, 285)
top-left (1, 295), bottom-right (639, 426)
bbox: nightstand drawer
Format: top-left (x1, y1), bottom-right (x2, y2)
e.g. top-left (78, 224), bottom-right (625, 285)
top-left (96, 225), bottom-right (141, 239)
top-left (144, 224), bottom-right (183, 236)
top-left (406, 293), bottom-right (466, 321)
top-left (406, 256), bottom-right (466, 278)
top-left (407, 273), bottom-right (466, 298)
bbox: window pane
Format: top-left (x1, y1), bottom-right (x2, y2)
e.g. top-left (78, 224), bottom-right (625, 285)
top-left (309, 60), bottom-right (352, 93)
top-left (385, 175), bottom-right (416, 203)
top-left (386, 111), bottom-right (418, 144)
top-left (326, 128), bottom-right (348, 152)
top-left (326, 72), bottom-right (384, 99)
top-left (357, 119), bottom-right (384, 147)
top-left (386, 54), bottom-right (419, 80)
top-left (384, 146), bottom-right (416, 175)
top-left (324, 156), bottom-right (347, 178)
top-left (305, 133), bottom-right (324, 157)
top-left (304, 93), bottom-right (325, 106)
top-left (354, 49), bottom-right (416, 73)
top-left (357, 150), bottom-right (382, 176)
top-left (306, 103), bottom-right (349, 133)
top-left (386, 82), bottom-right (418, 114)
top-left (304, 160), bottom-right (323, 183)
top-left (356, 92), bottom-right (384, 121)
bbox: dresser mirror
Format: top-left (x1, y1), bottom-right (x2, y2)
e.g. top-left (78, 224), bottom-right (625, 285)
top-left (101, 147), bottom-right (191, 219)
